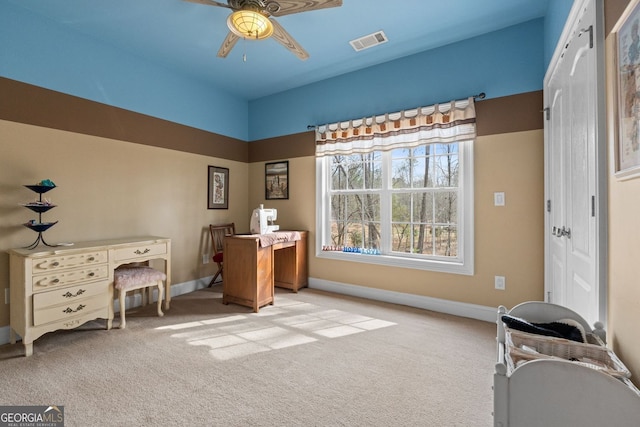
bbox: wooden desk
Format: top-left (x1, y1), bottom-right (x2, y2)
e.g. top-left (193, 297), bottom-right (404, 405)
top-left (223, 231), bottom-right (307, 312)
top-left (9, 236), bottom-right (171, 356)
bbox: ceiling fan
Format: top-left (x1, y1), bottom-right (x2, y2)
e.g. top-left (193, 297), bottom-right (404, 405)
top-left (183, 0), bottom-right (343, 60)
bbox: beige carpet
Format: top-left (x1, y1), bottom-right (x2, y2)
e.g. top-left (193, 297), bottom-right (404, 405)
top-left (0, 285), bottom-right (496, 426)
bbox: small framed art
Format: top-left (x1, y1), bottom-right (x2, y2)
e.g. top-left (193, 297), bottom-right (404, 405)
top-left (208, 166), bottom-right (229, 209)
top-left (265, 161), bottom-right (289, 200)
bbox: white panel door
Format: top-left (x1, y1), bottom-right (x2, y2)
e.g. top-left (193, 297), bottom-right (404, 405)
top-left (544, 0), bottom-right (606, 328)
top-left (565, 15), bottom-right (597, 322)
top-left (547, 83), bottom-right (567, 307)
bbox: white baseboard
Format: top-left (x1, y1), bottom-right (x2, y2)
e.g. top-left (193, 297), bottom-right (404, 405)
top-left (308, 277), bottom-right (497, 323)
top-left (0, 276), bottom-right (214, 346)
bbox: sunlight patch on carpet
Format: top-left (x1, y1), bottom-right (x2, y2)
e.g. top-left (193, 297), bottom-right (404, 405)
top-left (352, 319), bottom-right (396, 330)
top-left (263, 334), bottom-right (316, 350)
top-left (156, 296), bottom-right (396, 360)
top-left (201, 315), bottom-right (247, 325)
top-left (211, 342), bottom-right (271, 360)
top-left (156, 315), bottom-right (247, 331)
top-left (237, 326), bottom-right (289, 341)
top-left (313, 325), bottom-right (364, 338)
top-left (191, 334), bottom-right (246, 349)
top-left (293, 319), bottom-right (341, 331)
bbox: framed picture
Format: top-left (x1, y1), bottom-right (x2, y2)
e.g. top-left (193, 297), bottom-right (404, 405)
top-left (208, 166), bottom-right (229, 209)
top-left (614, 0), bottom-right (640, 179)
top-left (265, 161), bottom-right (289, 200)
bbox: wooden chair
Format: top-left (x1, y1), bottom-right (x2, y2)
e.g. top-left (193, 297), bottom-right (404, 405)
top-left (208, 223), bottom-right (235, 286)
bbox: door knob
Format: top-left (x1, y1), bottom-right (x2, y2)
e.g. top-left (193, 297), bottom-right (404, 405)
top-left (557, 226), bottom-right (571, 238)
top-left (552, 226), bottom-right (571, 238)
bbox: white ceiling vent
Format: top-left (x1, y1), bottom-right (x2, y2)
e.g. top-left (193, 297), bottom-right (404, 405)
top-left (349, 31), bottom-right (388, 52)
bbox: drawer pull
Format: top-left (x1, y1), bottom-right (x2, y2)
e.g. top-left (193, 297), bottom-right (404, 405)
top-left (62, 289), bottom-right (86, 298)
top-left (88, 256), bottom-right (95, 261)
top-left (51, 278), bottom-right (60, 284)
top-left (62, 304), bottom-right (86, 314)
top-left (134, 248), bottom-right (151, 255)
top-left (88, 272), bottom-right (95, 277)
top-left (51, 261), bottom-right (60, 267)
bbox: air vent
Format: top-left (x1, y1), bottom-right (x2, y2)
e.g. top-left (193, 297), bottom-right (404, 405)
top-left (349, 30), bottom-right (388, 52)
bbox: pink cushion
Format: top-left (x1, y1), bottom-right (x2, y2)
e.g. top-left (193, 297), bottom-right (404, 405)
top-left (213, 252), bottom-right (223, 263)
top-left (114, 266), bottom-right (166, 290)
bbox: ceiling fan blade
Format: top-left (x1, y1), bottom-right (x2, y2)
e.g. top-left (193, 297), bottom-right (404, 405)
top-left (217, 31), bottom-right (240, 58)
top-left (182, 0), bottom-right (231, 9)
top-left (270, 0), bottom-right (342, 17)
top-left (270, 18), bottom-right (309, 60)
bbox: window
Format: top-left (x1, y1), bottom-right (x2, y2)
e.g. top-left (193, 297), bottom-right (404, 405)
top-left (315, 98), bottom-right (475, 275)
top-left (390, 143), bottom-right (459, 257)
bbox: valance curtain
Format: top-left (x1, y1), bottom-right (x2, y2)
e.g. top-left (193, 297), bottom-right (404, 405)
top-left (315, 97), bottom-right (476, 157)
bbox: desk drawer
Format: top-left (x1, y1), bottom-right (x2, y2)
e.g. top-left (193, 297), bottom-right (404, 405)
top-left (31, 251), bottom-right (107, 274)
top-left (112, 242), bottom-right (167, 262)
top-left (34, 281), bottom-right (109, 308)
top-left (32, 265), bottom-right (109, 293)
top-left (33, 293), bottom-right (109, 326)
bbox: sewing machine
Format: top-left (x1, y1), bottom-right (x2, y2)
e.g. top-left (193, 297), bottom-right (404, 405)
top-left (250, 204), bottom-right (279, 234)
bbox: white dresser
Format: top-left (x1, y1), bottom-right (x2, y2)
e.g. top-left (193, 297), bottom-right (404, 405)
top-left (9, 236), bottom-right (171, 356)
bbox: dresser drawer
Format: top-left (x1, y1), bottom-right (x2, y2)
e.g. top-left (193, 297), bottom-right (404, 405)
top-left (32, 265), bottom-right (109, 293)
top-left (33, 281), bottom-right (109, 309)
top-left (33, 293), bottom-right (109, 326)
top-left (31, 251), bottom-right (107, 274)
top-left (112, 242), bottom-right (167, 262)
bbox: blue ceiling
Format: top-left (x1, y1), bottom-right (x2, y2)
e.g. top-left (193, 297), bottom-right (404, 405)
top-left (6, 0), bottom-right (550, 101)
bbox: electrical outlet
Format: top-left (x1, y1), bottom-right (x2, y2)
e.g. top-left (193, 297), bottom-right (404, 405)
top-left (5, 288), bottom-right (9, 304)
top-left (202, 254), bottom-right (209, 265)
top-left (495, 276), bottom-right (506, 290)
top-left (494, 192), bottom-right (505, 206)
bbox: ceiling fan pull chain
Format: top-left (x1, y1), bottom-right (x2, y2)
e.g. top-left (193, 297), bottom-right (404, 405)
top-left (243, 38), bottom-right (247, 62)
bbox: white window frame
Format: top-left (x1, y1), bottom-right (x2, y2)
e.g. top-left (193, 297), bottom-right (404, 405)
top-left (315, 139), bottom-right (474, 275)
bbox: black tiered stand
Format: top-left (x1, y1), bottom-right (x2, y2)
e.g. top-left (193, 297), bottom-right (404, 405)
top-left (22, 185), bottom-right (58, 249)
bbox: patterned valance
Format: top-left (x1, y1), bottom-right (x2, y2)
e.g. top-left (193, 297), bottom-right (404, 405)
top-left (315, 97), bottom-right (476, 156)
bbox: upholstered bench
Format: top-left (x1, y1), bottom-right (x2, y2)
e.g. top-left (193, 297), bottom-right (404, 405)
top-left (114, 265), bottom-right (166, 329)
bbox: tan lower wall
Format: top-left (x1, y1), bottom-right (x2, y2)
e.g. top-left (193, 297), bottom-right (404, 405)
top-left (606, 0), bottom-right (640, 379)
top-left (0, 119), bottom-right (249, 327)
top-left (248, 159), bottom-right (316, 234)
top-left (249, 129), bottom-right (545, 308)
top-left (608, 176), bottom-right (640, 381)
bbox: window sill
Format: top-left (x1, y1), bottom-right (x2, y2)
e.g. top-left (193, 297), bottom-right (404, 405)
top-left (315, 250), bottom-right (474, 275)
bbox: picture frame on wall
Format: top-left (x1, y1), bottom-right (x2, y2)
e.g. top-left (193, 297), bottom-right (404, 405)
top-left (208, 166), bottom-right (229, 209)
top-left (614, 0), bottom-right (640, 179)
top-left (265, 161), bottom-right (289, 200)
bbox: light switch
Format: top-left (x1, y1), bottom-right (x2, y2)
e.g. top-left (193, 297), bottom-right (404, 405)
top-left (494, 192), bottom-right (505, 206)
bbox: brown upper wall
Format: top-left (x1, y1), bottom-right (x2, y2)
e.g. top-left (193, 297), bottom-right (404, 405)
top-left (250, 91), bottom-right (544, 162)
top-left (249, 131), bottom-right (316, 162)
top-left (606, 0), bottom-right (630, 36)
top-left (475, 90), bottom-right (542, 137)
top-left (1, 77), bottom-right (542, 163)
top-left (0, 77), bottom-right (248, 163)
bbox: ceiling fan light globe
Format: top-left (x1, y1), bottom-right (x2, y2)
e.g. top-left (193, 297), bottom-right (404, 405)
top-left (227, 10), bottom-right (274, 40)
